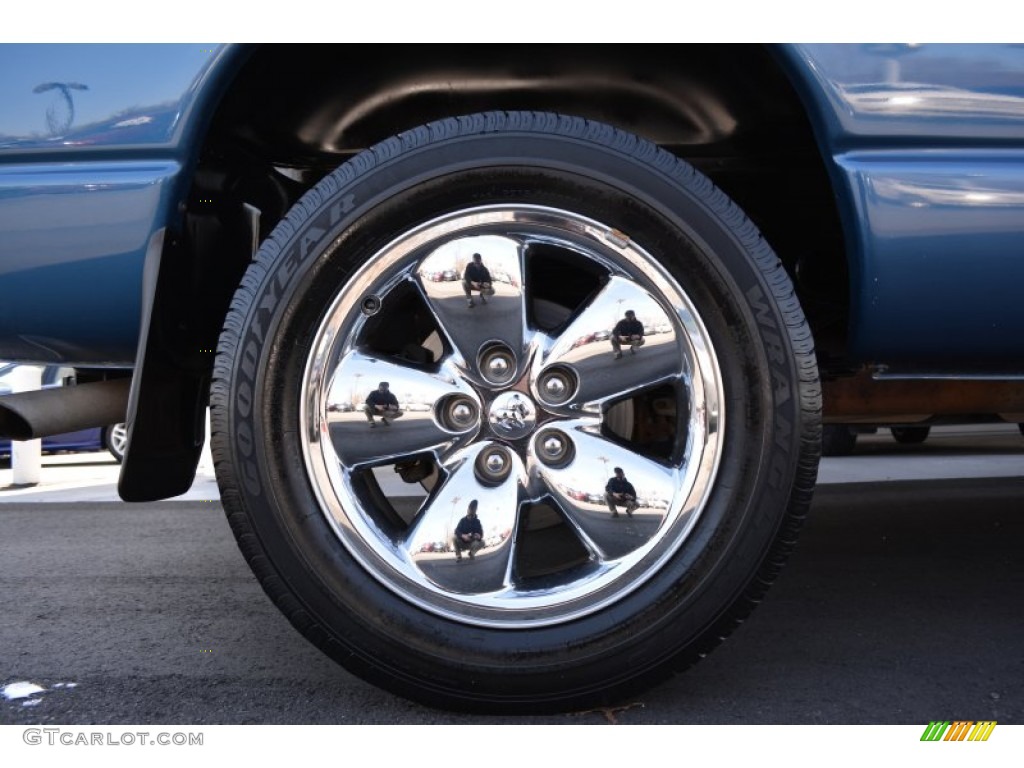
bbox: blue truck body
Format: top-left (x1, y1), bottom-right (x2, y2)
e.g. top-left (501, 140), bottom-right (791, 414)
top-left (2, 44), bottom-right (1022, 371)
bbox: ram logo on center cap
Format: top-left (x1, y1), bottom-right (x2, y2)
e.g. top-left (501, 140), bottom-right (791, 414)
top-left (488, 392), bottom-right (536, 439)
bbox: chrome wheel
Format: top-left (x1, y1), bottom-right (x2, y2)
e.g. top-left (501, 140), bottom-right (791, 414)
top-left (214, 112), bottom-right (819, 711)
top-left (301, 205), bottom-right (724, 627)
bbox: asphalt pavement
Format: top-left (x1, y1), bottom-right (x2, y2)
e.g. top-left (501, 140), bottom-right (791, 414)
top-left (1, 424), bottom-right (1022, 724)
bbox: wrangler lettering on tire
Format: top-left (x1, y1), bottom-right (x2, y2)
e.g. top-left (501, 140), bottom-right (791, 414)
top-left (210, 112), bottom-right (821, 712)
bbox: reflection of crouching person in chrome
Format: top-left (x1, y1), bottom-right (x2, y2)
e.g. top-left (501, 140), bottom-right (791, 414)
top-left (364, 381), bottom-right (403, 427)
top-left (363, 403), bottom-right (404, 426)
top-left (453, 500), bottom-right (484, 561)
top-left (610, 309), bottom-right (645, 359)
top-left (610, 333), bottom-right (645, 356)
top-left (453, 536), bottom-right (483, 561)
top-left (462, 252), bottom-right (494, 308)
top-left (605, 467), bottom-right (639, 517)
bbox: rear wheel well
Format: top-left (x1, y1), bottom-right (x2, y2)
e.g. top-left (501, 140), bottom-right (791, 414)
top-left (198, 44), bottom-right (850, 361)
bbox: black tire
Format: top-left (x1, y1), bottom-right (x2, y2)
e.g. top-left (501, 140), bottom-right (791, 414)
top-left (822, 425), bottom-right (858, 457)
top-left (102, 423), bottom-right (127, 463)
top-left (891, 426), bottom-right (930, 445)
top-left (211, 112), bottom-right (820, 712)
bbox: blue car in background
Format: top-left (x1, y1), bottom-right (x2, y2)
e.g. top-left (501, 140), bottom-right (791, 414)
top-left (1, 44), bottom-right (1022, 712)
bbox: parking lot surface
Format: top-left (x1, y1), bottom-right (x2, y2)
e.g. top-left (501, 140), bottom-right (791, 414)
top-left (1, 425), bottom-right (1022, 724)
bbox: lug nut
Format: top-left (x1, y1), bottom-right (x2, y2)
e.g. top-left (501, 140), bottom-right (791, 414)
top-left (478, 345), bottom-right (517, 385)
top-left (542, 434), bottom-right (565, 457)
top-left (486, 452), bottom-right (507, 473)
top-left (537, 367), bottom-right (576, 405)
top-left (451, 402), bottom-right (474, 426)
top-left (475, 445), bottom-right (513, 484)
top-left (488, 356), bottom-right (510, 378)
top-left (544, 377), bottom-right (566, 398)
top-left (535, 429), bottom-right (573, 467)
top-left (441, 396), bottom-right (479, 432)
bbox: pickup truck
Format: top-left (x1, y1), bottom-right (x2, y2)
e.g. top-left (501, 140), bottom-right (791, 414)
top-left (1, 44), bottom-right (1022, 713)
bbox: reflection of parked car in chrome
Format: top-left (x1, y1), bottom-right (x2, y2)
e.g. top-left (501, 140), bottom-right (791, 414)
top-left (3, 44), bottom-right (1024, 714)
top-left (489, 269), bottom-right (519, 287)
top-left (0, 364), bottom-right (126, 463)
top-left (402, 402), bottom-right (432, 412)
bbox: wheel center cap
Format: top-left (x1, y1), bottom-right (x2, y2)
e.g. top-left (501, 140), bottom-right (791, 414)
top-left (487, 392), bottom-right (537, 439)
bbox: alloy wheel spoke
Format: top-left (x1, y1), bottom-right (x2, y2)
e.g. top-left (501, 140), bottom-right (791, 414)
top-left (415, 234), bottom-right (527, 381)
top-left (535, 422), bottom-right (679, 561)
top-left (405, 443), bottom-right (524, 594)
top-left (324, 351), bottom-right (478, 468)
top-left (537, 276), bottom-right (686, 412)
